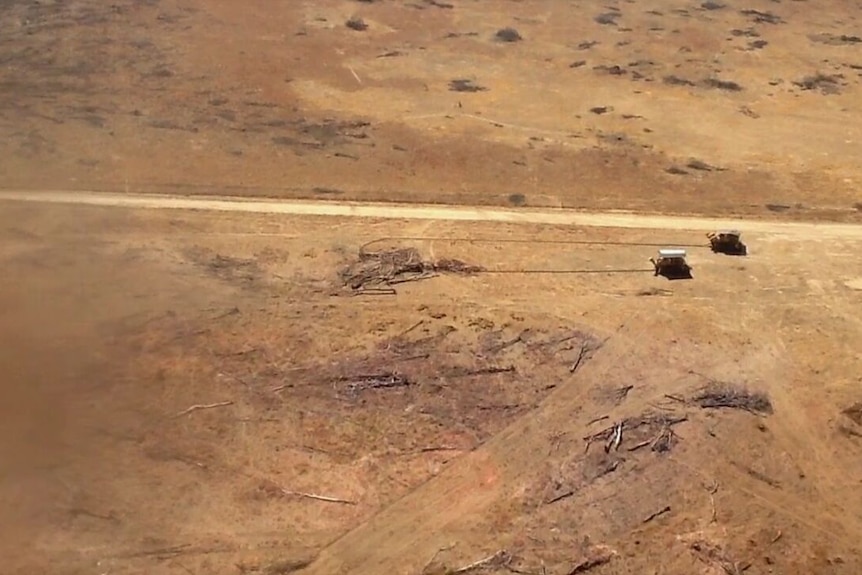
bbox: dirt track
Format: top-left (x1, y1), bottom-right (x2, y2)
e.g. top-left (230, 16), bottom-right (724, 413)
top-left (2, 190), bottom-right (862, 239)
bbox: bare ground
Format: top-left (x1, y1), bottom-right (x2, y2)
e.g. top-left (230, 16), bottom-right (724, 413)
top-left (3, 0), bottom-right (862, 573)
top-left (2, 201), bottom-right (862, 574)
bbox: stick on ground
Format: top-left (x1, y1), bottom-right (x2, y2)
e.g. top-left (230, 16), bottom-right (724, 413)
top-left (281, 489), bottom-right (357, 505)
top-left (643, 505), bottom-right (671, 523)
top-left (451, 550), bottom-right (509, 573)
top-left (175, 401), bottom-right (233, 417)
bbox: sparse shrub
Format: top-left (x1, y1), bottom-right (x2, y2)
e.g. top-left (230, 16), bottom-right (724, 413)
top-left (664, 75), bottom-right (694, 86)
top-left (508, 193), bottom-right (526, 207)
top-left (449, 79), bottom-right (487, 92)
top-left (702, 78), bottom-right (743, 91)
top-left (495, 27), bottom-right (522, 42)
top-left (345, 16), bottom-right (368, 31)
top-left (594, 12), bottom-right (620, 25)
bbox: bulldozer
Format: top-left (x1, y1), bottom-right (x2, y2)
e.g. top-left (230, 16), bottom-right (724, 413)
top-left (650, 249), bottom-right (692, 279)
top-left (707, 230), bottom-right (746, 255)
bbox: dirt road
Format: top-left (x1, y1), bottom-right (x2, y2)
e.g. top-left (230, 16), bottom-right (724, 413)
top-left (1, 190), bottom-right (861, 239)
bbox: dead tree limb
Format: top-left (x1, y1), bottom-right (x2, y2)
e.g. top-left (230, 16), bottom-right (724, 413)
top-left (643, 505), bottom-right (671, 523)
top-left (281, 489), bottom-right (357, 505)
top-left (569, 343), bottom-right (591, 373)
top-left (545, 490), bottom-right (575, 505)
top-left (451, 550), bottom-right (509, 573)
top-left (175, 401), bottom-right (233, 417)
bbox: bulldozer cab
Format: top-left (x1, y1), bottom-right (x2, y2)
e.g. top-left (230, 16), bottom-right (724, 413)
top-left (651, 249), bottom-right (692, 279)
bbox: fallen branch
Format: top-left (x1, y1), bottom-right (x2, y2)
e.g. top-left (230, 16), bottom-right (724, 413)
top-left (689, 540), bottom-right (750, 575)
top-left (693, 384), bottom-right (772, 414)
top-left (545, 490), bottom-right (575, 505)
top-left (451, 550), bottom-right (510, 573)
top-left (281, 489), bottom-right (357, 505)
top-left (466, 365), bottom-right (516, 376)
top-left (418, 446), bottom-right (463, 453)
top-left (705, 480), bottom-right (719, 523)
top-left (613, 384), bottom-right (634, 404)
top-left (420, 543), bottom-right (456, 575)
top-left (566, 547), bottom-right (615, 574)
top-left (175, 401), bottom-right (233, 417)
top-left (569, 343), bottom-right (591, 373)
top-left (627, 439), bottom-right (652, 452)
top-left (587, 415), bottom-right (609, 426)
top-left (643, 505), bottom-right (671, 523)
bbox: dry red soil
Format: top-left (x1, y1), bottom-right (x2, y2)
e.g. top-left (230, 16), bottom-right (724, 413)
top-left (2, 1), bottom-right (862, 574)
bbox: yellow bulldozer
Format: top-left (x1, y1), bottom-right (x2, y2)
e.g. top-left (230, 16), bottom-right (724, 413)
top-left (707, 230), bottom-right (747, 255)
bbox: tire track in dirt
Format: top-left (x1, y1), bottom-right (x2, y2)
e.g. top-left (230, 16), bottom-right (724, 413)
top-left (2, 190), bottom-right (862, 239)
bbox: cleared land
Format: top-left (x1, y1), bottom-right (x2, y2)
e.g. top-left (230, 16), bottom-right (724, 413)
top-left (2, 0), bottom-right (862, 574)
top-left (2, 199), bottom-right (862, 575)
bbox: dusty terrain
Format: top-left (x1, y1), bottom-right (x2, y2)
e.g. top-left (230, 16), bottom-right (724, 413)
top-left (3, 0), bottom-right (862, 574)
top-left (1, 0), bottom-right (861, 218)
top-left (2, 198), bottom-right (862, 575)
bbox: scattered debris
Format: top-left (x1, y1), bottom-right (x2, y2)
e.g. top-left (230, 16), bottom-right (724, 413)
top-left (337, 372), bottom-right (412, 396)
top-left (665, 166), bottom-right (689, 175)
top-left (765, 203), bottom-right (791, 212)
top-left (810, 33), bottom-right (862, 46)
top-left (793, 73), bottom-right (843, 94)
top-left (693, 384), bottom-right (773, 414)
top-left (604, 422), bottom-right (623, 453)
top-left (589, 106), bottom-right (612, 115)
top-left (584, 413), bottom-right (687, 453)
top-left (339, 246), bottom-right (484, 293)
top-left (689, 538), bottom-right (750, 574)
top-left (175, 401), bottom-right (233, 417)
top-left (495, 27), bottom-right (522, 42)
top-left (701, 1), bottom-right (725, 9)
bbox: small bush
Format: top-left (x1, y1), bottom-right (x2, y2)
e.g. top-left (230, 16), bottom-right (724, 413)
top-left (508, 193), bottom-right (526, 207)
top-left (495, 27), bottom-right (522, 42)
top-left (345, 16), bottom-right (368, 31)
